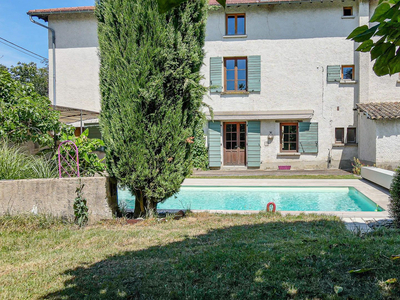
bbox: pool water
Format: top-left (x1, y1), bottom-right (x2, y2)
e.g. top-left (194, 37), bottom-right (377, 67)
top-left (118, 186), bottom-right (383, 212)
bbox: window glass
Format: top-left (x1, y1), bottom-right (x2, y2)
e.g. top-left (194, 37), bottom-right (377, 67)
top-left (335, 128), bottom-right (344, 143)
top-left (342, 66), bottom-right (354, 80)
top-left (224, 58), bottom-right (247, 92)
top-left (227, 16), bottom-right (236, 35)
top-left (226, 14), bottom-right (245, 35)
top-left (347, 128), bottom-right (356, 143)
top-left (343, 7), bottom-right (353, 16)
top-left (237, 16), bottom-right (245, 34)
top-left (281, 124), bottom-right (298, 152)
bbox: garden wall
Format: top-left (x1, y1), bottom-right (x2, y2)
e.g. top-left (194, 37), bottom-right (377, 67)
top-left (0, 176), bottom-right (118, 221)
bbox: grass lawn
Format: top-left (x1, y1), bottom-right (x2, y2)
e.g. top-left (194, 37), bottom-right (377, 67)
top-left (190, 175), bottom-right (360, 179)
top-left (1, 213), bottom-right (399, 299)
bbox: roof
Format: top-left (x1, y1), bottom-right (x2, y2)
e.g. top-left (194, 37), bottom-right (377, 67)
top-left (356, 102), bottom-right (400, 120)
top-left (27, 6), bottom-right (95, 21)
top-left (209, 0), bottom-right (298, 5)
top-left (27, 0), bottom-right (320, 20)
top-left (52, 105), bottom-right (100, 124)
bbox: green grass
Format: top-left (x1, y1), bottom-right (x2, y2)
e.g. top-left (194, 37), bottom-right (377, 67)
top-left (191, 175), bottom-right (360, 179)
top-left (1, 213), bottom-right (399, 299)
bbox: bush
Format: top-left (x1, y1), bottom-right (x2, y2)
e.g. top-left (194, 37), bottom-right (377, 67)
top-left (389, 167), bottom-right (400, 228)
top-left (0, 139), bottom-right (58, 180)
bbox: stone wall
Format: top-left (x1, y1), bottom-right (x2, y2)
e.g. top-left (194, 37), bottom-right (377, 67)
top-left (0, 177), bottom-right (118, 221)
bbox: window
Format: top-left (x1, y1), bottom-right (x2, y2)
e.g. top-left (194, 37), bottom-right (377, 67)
top-left (347, 128), bottom-right (356, 143)
top-left (343, 7), bottom-right (353, 16)
top-left (224, 57), bottom-right (247, 91)
top-left (335, 128), bottom-right (344, 144)
top-left (342, 65), bottom-right (354, 80)
top-left (226, 14), bottom-right (245, 35)
top-left (280, 123), bottom-right (298, 152)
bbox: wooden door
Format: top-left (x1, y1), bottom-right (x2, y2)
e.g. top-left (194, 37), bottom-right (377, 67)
top-left (224, 122), bottom-right (246, 165)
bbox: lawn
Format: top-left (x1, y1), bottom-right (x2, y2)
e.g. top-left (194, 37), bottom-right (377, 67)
top-left (1, 213), bottom-right (399, 299)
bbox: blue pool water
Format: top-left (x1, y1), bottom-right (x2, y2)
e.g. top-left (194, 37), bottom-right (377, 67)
top-left (118, 186), bottom-right (383, 212)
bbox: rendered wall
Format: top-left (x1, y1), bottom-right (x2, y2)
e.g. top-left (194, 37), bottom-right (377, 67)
top-left (358, 113), bottom-right (376, 165)
top-left (361, 166), bottom-right (395, 190)
top-left (375, 120), bottom-right (400, 170)
top-left (204, 1), bottom-right (360, 168)
top-left (0, 177), bottom-right (118, 221)
top-left (48, 13), bottom-right (100, 112)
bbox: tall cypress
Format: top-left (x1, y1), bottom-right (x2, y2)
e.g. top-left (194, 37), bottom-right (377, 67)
top-left (96, 0), bottom-right (207, 217)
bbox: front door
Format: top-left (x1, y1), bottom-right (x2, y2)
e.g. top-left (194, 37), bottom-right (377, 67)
top-left (224, 122), bottom-right (246, 165)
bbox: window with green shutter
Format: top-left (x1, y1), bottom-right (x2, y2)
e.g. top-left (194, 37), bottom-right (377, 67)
top-left (248, 55), bottom-right (261, 92)
top-left (208, 121), bottom-right (222, 167)
top-left (210, 57), bottom-right (222, 93)
top-left (327, 65), bottom-right (341, 82)
top-left (85, 123), bottom-right (104, 151)
top-left (247, 121), bottom-right (261, 167)
top-left (298, 122), bottom-right (318, 153)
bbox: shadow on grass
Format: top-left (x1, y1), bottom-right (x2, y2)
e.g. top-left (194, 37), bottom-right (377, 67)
top-left (42, 218), bottom-right (400, 299)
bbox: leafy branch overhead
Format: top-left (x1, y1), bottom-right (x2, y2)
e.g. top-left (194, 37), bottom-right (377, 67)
top-left (347, 0), bottom-right (400, 76)
top-left (157, 0), bottom-right (225, 13)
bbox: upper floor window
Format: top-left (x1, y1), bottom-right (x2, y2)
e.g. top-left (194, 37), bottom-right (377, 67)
top-left (347, 128), bottom-right (356, 143)
top-left (335, 128), bottom-right (344, 144)
top-left (226, 14), bottom-right (245, 35)
top-left (342, 65), bottom-right (354, 80)
top-left (224, 57), bottom-right (247, 92)
top-left (343, 7), bottom-right (353, 16)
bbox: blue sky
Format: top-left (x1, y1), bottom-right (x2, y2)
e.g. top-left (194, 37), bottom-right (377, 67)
top-left (0, 0), bottom-right (94, 68)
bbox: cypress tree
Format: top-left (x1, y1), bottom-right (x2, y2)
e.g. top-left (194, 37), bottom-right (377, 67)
top-left (96, 0), bottom-right (207, 217)
top-left (389, 167), bottom-right (400, 228)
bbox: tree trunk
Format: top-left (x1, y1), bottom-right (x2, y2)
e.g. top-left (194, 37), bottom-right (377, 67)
top-left (133, 190), bottom-right (158, 218)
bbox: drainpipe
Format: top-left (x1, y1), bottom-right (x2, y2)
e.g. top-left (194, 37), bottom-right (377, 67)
top-left (29, 15), bottom-right (56, 107)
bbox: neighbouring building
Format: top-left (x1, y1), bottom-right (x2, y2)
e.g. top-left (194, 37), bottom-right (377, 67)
top-left (27, 0), bottom-right (400, 170)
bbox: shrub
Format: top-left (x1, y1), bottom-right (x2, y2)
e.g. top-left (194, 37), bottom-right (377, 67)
top-left (389, 167), bottom-right (400, 228)
top-left (0, 139), bottom-right (58, 180)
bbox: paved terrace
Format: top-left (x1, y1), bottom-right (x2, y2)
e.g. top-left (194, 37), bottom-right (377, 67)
top-left (192, 169), bottom-right (353, 177)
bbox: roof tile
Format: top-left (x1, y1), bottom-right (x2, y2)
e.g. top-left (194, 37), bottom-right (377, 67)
top-left (356, 102), bottom-right (400, 120)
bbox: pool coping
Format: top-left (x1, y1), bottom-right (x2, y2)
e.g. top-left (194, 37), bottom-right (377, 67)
top-left (180, 178), bottom-right (391, 218)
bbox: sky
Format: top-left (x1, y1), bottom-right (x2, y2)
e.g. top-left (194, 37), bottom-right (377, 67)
top-left (0, 0), bottom-right (94, 68)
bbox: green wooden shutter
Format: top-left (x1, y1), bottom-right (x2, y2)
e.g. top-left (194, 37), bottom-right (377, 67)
top-left (210, 57), bottom-right (222, 93)
top-left (248, 56), bottom-right (261, 92)
top-left (85, 123), bottom-right (104, 151)
top-left (247, 121), bottom-right (261, 167)
top-left (299, 122), bottom-right (318, 153)
top-left (208, 121), bottom-right (221, 167)
top-left (327, 65), bottom-right (341, 82)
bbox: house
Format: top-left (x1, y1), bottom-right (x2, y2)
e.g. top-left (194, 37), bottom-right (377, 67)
top-left (27, 0), bottom-right (400, 170)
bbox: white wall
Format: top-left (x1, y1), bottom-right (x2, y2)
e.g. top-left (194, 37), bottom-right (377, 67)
top-left (204, 1), bottom-right (360, 168)
top-left (358, 113), bottom-right (376, 164)
top-left (48, 13), bottom-right (100, 112)
top-left (375, 120), bottom-right (400, 170)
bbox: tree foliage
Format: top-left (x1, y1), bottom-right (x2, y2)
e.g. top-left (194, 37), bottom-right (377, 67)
top-left (59, 129), bottom-right (105, 177)
top-left (347, 0), bottom-right (400, 76)
top-left (0, 68), bottom-right (71, 147)
top-left (157, 0), bottom-right (225, 13)
top-left (389, 167), bottom-right (400, 228)
top-left (9, 62), bottom-right (49, 97)
top-left (97, 0), bottom-right (207, 217)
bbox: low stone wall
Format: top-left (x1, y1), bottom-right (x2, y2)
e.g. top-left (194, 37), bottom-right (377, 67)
top-left (361, 167), bottom-right (395, 190)
top-left (0, 177), bottom-right (118, 221)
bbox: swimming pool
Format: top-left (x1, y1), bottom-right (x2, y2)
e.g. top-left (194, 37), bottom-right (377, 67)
top-left (118, 186), bottom-right (383, 212)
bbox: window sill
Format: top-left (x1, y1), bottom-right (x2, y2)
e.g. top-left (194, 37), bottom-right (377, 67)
top-left (277, 152), bottom-right (301, 157)
top-left (332, 143), bottom-right (358, 148)
top-left (221, 91), bottom-right (250, 95)
top-left (340, 79), bottom-right (357, 84)
top-left (341, 16), bottom-right (355, 19)
top-left (223, 35), bottom-right (247, 39)
top-left (332, 143), bottom-right (345, 147)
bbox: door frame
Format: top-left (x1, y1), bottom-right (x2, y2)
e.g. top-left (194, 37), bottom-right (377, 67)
top-left (223, 121), bottom-right (247, 166)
